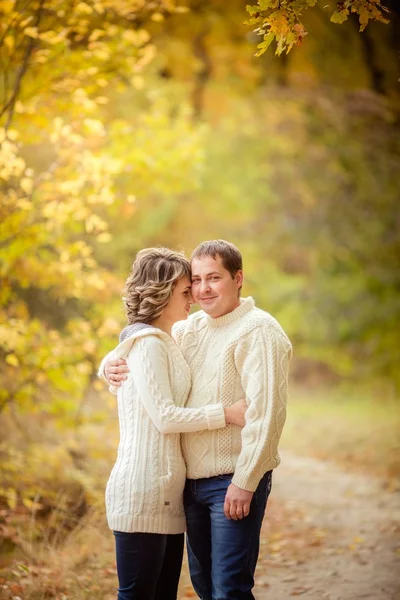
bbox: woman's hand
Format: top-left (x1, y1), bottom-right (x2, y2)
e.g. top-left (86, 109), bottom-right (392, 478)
top-left (224, 399), bottom-right (247, 427)
top-left (105, 358), bottom-right (129, 386)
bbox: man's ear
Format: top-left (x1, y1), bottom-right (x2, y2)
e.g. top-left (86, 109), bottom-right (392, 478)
top-left (235, 270), bottom-right (244, 289)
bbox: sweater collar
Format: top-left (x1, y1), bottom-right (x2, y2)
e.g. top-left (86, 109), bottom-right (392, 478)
top-left (206, 297), bottom-right (255, 328)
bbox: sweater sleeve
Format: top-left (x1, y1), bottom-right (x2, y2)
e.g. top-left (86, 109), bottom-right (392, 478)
top-left (231, 324), bottom-right (292, 492)
top-left (128, 336), bottom-right (226, 434)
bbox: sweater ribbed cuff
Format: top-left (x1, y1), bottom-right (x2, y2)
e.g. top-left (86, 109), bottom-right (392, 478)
top-left (232, 454), bottom-right (280, 492)
top-left (231, 470), bottom-right (259, 493)
top-left (205, 404), bottom-right (226, 430)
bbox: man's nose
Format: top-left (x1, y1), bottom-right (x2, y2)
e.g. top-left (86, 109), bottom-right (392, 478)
top-left (199, 279), bottom-right (210, 294)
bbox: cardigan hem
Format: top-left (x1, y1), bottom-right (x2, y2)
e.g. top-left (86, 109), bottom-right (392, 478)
top-left (107, 513), bottom-right (186, 535)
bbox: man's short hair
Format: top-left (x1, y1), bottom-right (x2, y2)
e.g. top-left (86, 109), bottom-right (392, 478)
top-left (191, 239), bottom-right (243, 278)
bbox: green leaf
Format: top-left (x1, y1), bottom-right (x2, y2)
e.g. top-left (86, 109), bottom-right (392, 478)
top-left (330, 10), bottom-right (349, 24)
top-left (246, 4), bottom-right (260, 16)
top-left (255, 32), bottom-right (275, 56)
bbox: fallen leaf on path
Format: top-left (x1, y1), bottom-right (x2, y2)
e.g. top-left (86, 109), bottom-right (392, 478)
top-left (291, 586), bottom-right (313, 595)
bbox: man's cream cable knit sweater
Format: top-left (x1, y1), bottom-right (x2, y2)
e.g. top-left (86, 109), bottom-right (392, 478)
top-left (99, 297), bottom-right (292, 497)
top-left (172, 297), bottom-right (293, 492)
top-left (104, 328), bottom-right (226, 534)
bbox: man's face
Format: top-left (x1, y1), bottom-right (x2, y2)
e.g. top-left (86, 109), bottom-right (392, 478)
top-left (191, 255), bottom-right (243, 318)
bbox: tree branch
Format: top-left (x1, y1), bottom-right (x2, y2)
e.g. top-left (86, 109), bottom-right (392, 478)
top-left (0, 0), bottom-right (45, 130)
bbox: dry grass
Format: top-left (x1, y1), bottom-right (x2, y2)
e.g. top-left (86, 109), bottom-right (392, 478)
top-left (282, 383), bottom-right (400, 482)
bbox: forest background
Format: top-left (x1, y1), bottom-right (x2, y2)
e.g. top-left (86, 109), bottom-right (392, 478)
top-left (0, 0), bottom-right (399, 598)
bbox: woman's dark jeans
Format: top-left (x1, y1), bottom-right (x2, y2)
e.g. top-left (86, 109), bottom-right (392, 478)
top-left (113, 531), bottom-right (184, 600)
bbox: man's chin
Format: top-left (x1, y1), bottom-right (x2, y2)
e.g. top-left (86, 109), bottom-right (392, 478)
top-left (199, 302), bottom-right (219, 316)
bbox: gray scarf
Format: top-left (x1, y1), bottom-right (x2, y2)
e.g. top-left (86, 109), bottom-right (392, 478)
top-left (119, 322), bottom-right (154, 343)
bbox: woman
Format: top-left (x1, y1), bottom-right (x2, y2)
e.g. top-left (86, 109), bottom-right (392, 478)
top-left (105, 247), bottom-right (246, 600)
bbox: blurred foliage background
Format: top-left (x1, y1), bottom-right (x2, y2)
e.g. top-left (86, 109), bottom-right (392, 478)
top-left (0, 0), bottom-right (399, 597)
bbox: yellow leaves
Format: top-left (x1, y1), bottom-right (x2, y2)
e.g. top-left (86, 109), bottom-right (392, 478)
top-left (15, 100), bottom-right (26, 113)
top-left (255, 33), bottom-right (275, 57)
top-left (22, 497), bottom-right (43, 511)
top-left (95, 95), bottom-right (109, 105)
top-left (131, 75), bottom-right (145, 90)
top-left (330, 10), bottom-right (349, 24)
top-left (4, 487), bottom-right (17, 510)
top-left (248, 0), bottom-right (390, 55)
top-left (38, 29), bottom-right (68, 45)
top-left (0, 132), bottom-right (26, 180)
top-left (84, 272), bottom-right (106, 289)
top-left (85, 213), bottom-right (108, 233)
top-left (6, 353), bottom-right (19, 367)
top-left (20, 177), bottom-right (33, 195)
top-left (88, 41), bottom-right (111, 61)
top-left (4, 35), bottom-right (14, 52)
top-left (97, 317), bottom-right (121, 337)
top-left (96, 77), bottom-right (108, 87)
top-left (174, 5), bottom-right (189, 13)
top-left (16, 198), bottom-right (32, 211)
top-left (96, 232), bottom-right (112, 243)
top-left (76, 2), bottom-right (93, 15)
top-left (151, 12), bottom-right (165, 22)
top-left (0, 127), bottom-right (18, 142)
top-left (71, 89), bottom-right (97, 113)
top-left (358, 7), bottom-right (370, 31)
top-left (19, 15), bottom-right (33, 28)
top-left (58, 179), bottom-right (85, 196)
top-left (76, 361), bottom-right (92, 375)
top-left (82, 339), bottom-right (96, 354)
top-left (83, 118), bottom-right (105, 137)
top-left (122, 28), bottom-right (150, 46)
top-left (133, 43), bottom-right (157, 71)
top-left (24, 26), bottom-right (39, 38)
top-left (348, 536), bottom-right (365, 551)
top-left (93, 0), bottom-right (105, 14)
top-left (50, 117), bottom-right (83, 145)
top-left (89, 28), bottom-right (105, 42)
top-left (0, 1), bottom-right (15, 15)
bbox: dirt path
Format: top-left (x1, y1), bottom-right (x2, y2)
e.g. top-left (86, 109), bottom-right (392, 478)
top-left (179, 452), bottom-right (400, 600)
top-left (253, 452), bottom-right (400, 600)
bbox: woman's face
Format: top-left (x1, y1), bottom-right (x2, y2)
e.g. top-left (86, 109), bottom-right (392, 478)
top-left (162, 276), bottom-right (193, 323)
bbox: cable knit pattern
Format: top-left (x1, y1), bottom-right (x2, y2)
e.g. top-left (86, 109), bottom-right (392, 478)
top-left (174, 297), bottom-right (293, 492)
top-left (100, 297), bottom-right (292, 500)
top-left (105, 327), bottom-right (226, 535)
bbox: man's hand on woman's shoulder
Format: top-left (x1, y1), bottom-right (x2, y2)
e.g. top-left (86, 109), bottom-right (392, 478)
top-left (105, 358), bottom-right (130, 387)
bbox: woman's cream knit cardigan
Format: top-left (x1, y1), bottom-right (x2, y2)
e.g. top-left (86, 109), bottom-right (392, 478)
top-left (105, 327), bottom-right (226, 535)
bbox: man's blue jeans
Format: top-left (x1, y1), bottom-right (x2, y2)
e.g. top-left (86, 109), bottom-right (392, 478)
top-left (183, 471), bottom-right (272, 600)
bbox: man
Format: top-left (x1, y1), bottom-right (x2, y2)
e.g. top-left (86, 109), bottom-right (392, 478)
top-left (100, 240), bottom-right (292, 600)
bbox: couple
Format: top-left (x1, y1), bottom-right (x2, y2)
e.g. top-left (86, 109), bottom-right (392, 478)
top-left (99, 239), bottom-right (292, 600)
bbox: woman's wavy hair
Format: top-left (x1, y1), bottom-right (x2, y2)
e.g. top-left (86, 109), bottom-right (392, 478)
top-left (123, 247), bottom-right (191, 325)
